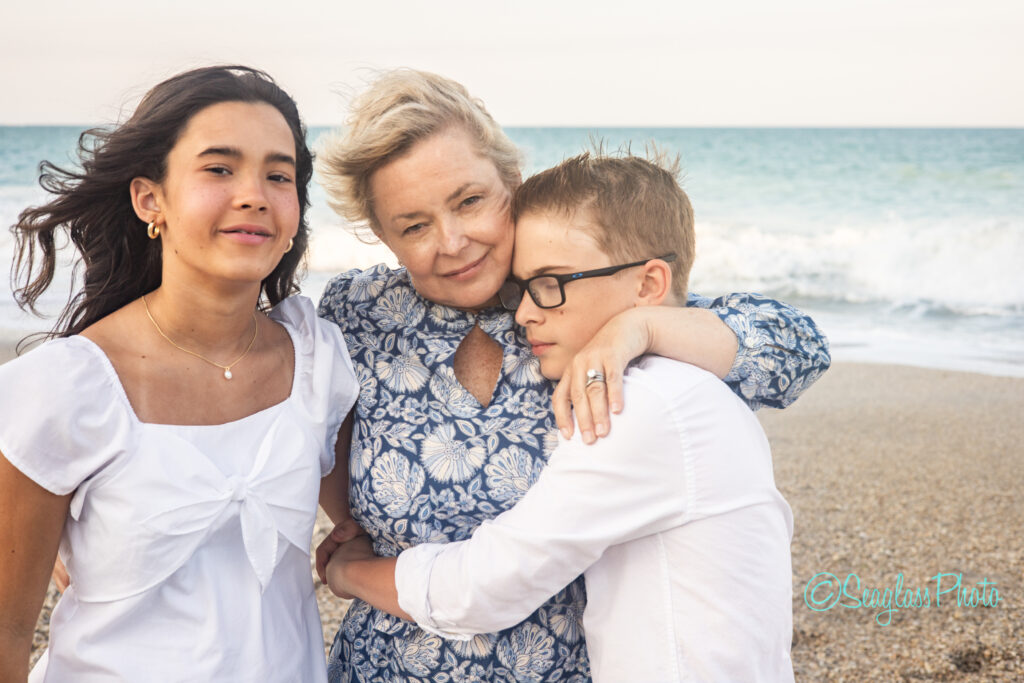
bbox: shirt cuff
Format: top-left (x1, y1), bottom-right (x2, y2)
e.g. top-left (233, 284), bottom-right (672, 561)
top-left (716, 305), bottom-right (765, 383)
top-left (395, 545), bottom-right (472, 641)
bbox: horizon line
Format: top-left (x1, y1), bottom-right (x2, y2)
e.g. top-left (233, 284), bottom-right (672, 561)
top-left (1, 122), bottom-right (1023, 130)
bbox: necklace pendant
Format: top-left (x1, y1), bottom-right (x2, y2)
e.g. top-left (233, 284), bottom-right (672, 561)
top-left (224, 369), bottom-right (233, 380)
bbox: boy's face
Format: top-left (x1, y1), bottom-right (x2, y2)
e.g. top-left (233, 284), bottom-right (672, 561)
top-left (513, 209), bottom-right (642, 380)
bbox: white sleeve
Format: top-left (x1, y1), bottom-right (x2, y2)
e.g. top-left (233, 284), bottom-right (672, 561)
top-left (270, 296), bottom-right (358, 476)
top-left (0, 339), bottom-right (130, 494)
top-left (394, 375), bottom-right (693, 638)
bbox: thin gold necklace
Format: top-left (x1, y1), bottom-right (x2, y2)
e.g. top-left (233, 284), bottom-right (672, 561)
top-left (143, 295), bottom-right (259, 380)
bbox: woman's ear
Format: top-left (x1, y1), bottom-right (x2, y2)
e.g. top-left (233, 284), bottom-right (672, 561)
top-left (129, 177), bottom-right (163, 225)
top-left (635, 258), bottom-right (673, 306)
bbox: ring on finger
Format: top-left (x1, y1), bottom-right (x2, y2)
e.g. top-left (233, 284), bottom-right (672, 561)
top-left (585, 368), bottom-right (606, 388)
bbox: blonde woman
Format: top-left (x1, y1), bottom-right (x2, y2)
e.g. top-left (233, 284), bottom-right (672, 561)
top-left (315, 69), bottom-right (828, 681)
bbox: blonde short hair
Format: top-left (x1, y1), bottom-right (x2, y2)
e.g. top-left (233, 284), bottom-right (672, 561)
top-left (317, 69), bottom-right (522, 239)
top-left (511, 150), bottom-right (695, 301)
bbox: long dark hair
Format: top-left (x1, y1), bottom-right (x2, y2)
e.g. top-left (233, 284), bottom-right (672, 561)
top-left (11, 65), bottom-right (313, 344)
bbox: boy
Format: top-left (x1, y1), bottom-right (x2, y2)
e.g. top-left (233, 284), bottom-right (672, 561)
top-left (324, 152), bottom-right (795, 682)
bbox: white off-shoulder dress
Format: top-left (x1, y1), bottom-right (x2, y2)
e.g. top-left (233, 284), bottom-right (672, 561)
top-left (0, 297), bottom-right (357, 683)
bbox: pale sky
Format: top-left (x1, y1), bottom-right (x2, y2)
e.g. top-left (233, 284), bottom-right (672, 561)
top-left (1, 0), bottom-right (1022, 127)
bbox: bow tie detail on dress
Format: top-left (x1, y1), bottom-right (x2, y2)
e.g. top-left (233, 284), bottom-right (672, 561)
top-left (139, 419), bottom-right (320, 591)
top-left (65, 416), bottom-right (322, 602)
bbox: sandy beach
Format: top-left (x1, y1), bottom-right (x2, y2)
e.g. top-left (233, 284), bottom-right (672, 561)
top-left (760, 363), bottom-right (1023, 680)
top-left (23, 360), bottom-right (1024, 680)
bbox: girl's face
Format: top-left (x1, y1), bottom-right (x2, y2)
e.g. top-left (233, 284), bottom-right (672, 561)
top-left (139, 101), bottom-right (300, 289)
top-left (368, 126), bottom-right (515, 310)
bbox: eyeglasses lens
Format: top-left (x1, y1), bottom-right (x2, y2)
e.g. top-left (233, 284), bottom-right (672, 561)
top-left (529, 276), bottom-right (562, 308)
top-left (498, 280), bottom-right (524, 311)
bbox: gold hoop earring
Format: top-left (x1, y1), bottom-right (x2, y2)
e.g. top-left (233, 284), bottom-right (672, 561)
top-left (284, 238), bottom-right (294, 253)
top-left (147, 222), bottom-right (160, 239)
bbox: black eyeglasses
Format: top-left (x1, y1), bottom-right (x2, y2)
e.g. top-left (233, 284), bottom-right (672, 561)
top-left (498, 254), bottom-right (677, 310)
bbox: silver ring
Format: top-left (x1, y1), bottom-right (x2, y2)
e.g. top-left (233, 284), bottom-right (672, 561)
top-left (585, 368), bottom-right (606, 388)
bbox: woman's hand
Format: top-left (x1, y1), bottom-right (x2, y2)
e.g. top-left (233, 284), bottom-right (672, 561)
top-left (552, 308), bottom-right (653, 444)
top-left (53, 556), bottom-right (70, 592)
top-left (315, 518), bottom-right (366, 586)
top-left (324, 534), bottom-right (376, 600)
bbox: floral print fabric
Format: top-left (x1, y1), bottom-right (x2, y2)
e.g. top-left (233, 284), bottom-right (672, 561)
top-left (693, 291), bottom-right (831, 410)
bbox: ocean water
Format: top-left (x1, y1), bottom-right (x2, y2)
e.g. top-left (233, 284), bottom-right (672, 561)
top-left (1, 126), bottom-right (1022, 377)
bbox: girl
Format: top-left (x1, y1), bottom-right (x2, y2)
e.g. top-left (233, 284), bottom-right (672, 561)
top-left (0, 66), bottom-right (356, 682)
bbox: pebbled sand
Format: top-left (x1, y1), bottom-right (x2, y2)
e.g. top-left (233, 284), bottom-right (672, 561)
top-left (759, 363), bottom-right (1023, 681)
top-left (28, 362), bottom-right (1024, 680)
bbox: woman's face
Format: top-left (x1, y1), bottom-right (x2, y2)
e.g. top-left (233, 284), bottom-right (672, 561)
top-left (142, 101), bottom-right (300, 288)
top-left (369, 127), bottom-right (515, 310)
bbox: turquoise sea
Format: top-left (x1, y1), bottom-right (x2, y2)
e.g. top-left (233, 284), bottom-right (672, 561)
top-left (1, 126), bottom-right (1022, 376)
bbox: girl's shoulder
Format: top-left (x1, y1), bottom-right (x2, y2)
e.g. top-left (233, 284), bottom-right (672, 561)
top-left (0, 336), bottom-right (132, 495)
top-left (271, 294), bottom-right (352, 358)
top-left (0, 334), bottom-right (116, 389)
top-left (270, 296), bottom-right (357, 466)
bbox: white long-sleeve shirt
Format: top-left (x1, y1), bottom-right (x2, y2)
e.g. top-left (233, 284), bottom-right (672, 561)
top-left (395, 356), bottom-right (795, 682)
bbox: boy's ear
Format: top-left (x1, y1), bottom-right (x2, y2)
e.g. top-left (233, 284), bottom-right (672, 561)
top-left (130, 177), bottom-right (163, 225)
top-left (635, 258), bottom-right (673, 306)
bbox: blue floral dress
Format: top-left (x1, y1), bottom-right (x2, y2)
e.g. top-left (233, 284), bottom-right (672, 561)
top-left (318, 264), bottom-right (829, 683)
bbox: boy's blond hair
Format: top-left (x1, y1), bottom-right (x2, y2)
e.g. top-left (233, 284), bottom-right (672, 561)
top-left (317, 69), bottom-right (522, 241)
top-left (511, 150), bottom-right (695, 300)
